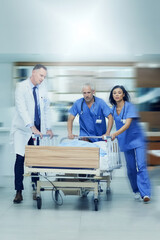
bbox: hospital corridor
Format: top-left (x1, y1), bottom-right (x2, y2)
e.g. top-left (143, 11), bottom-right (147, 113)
top-left (0, 166), bottom-right (160, 240)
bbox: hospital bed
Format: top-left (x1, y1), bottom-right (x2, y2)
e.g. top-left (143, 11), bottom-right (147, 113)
top-left (24, 135), bottom-right (121, 211)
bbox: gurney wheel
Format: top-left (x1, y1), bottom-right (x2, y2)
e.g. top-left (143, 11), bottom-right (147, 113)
top-left (94, 199), bottom-right (98, 211)
top-left (106, 188), bottom-right (112, 201)
top-left (37, 197), bottom-right (42, 209)
top-left (55, 190), bottom-right (59, 201)
top-left (106, 188), bottom-right (111, 194)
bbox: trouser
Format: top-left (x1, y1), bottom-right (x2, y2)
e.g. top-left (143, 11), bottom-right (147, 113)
top-left (124, 146), bottom-right (151, 198)
top-left (31, 123), bottom-right (40, 186)
top-left (14, 137), bottom-right (39, 191)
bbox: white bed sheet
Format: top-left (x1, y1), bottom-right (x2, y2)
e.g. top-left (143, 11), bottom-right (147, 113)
top-left (59, 140), bottom-right (119, 171)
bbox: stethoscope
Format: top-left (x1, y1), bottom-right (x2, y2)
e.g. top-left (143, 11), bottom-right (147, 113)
top-left (114, 102), bottom-right (126, 124)
top-left (121, 103), bottom-right (125, 121)
top-left (80, 96), bottom-right (95, 115)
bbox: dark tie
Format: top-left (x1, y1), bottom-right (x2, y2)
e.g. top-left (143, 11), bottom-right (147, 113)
top-left (33, 86), bottom-right (40, 129)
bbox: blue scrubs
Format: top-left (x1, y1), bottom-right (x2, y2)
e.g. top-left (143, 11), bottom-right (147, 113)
top-left (69, 97), bottom-right (111, 142)
top-left (113, 101), bottom-right (151, 198)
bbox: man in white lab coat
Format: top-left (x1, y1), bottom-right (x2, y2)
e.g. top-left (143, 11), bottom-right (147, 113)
top-left (11, 64), bottom-right (53, 203)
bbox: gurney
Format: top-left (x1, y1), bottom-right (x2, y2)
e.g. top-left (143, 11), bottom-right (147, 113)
top-left (24, 135), bottom-right (121, 211)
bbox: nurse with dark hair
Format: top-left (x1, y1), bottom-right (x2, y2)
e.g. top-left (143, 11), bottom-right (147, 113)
top-left (109, 85), bottom-right (151, 203)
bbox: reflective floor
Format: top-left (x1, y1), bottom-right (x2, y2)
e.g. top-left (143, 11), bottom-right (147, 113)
top-left (0, 167), bottom-right (160, 240)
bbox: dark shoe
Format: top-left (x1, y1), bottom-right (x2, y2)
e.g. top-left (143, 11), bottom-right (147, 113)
top-left (13, 191), bottom-right (23, 203)
top-left (143, 196), bottom-right (150, 203)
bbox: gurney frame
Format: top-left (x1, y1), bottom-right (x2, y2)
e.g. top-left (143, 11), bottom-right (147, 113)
top-left (24, 136), bottom-right (121, 211)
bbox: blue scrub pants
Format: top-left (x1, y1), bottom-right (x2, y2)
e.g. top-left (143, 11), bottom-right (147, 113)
top-left (124, 146), bottom-right (151, 198)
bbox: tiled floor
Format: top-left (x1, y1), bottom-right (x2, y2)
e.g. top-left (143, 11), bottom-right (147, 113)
top-left (0, 167), bottom-right (160, 240)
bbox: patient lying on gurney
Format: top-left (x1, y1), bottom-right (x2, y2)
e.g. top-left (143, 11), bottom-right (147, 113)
top-left (59, 139), bottom-right (112, 171)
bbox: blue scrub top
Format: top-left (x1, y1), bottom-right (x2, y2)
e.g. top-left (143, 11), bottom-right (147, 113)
top-left (112, 101), bottom-right (146, 151)
top-left (69, 96), bottom-right (111, 142)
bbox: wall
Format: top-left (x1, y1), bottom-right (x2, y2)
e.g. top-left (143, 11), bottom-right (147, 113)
top-left (0, 0), bottom-right (160, 61)
top-left (136, 67), bottom-right (160, 131)
top-left (0, 63), bottom-right (15, 179)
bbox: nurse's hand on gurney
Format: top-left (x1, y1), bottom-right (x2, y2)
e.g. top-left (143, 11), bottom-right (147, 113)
top-left (110, 119), bottom-right (132, 141)
top-left (68, 133), bottom-right (78, 139)
top-left (46, 129), bottom-right (54, 139)
top-left (110, 133), bottom-right (117, 141)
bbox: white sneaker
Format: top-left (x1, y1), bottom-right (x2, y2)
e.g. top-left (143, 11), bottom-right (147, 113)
top-left (134, 192), bottom-right (141, 200)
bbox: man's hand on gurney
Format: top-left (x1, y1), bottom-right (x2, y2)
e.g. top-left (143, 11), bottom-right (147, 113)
top-left (68, 133), bottom-right (78, 139)
top-left (46, 130), bottom-right (54, 139)
top-left (31, 126), bottom-right (43, 139)
top-left (102, 134), bottom-right (110, 141)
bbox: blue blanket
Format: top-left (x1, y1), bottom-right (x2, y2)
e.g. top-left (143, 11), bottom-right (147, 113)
top-left (59, 140), bottom-right (106, 156)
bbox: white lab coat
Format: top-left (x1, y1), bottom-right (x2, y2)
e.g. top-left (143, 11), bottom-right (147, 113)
top-left (10, 78), bottom-right (51, 156)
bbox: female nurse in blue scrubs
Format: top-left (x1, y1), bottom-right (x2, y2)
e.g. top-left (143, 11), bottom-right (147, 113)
top-left (109, 85), bottom-right (151, 203)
